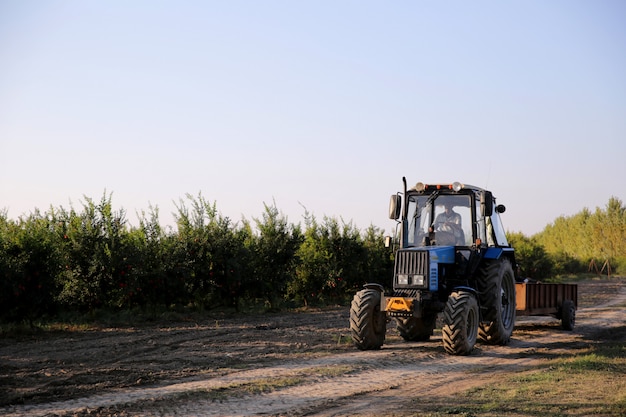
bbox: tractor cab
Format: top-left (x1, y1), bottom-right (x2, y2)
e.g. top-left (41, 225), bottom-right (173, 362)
top-left (389, 181), bottom-right (509, 250)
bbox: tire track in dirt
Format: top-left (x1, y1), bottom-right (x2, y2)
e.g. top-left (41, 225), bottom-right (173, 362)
top-left (142, 354), bottom-right (541, 417)
top-left (0, 318), bottom-right (591, 417)
top-left (159, 283), bottom-right (625, 416)
top-left (0, 310), bottom-right (350, 407)
top-left (1, 281), bottom-right (624, 417)
top-left (0, 347), bottom-right (538, 417)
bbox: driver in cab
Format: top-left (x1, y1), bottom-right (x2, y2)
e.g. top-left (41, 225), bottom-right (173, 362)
top-left (431, 202), bottom-right (463, 245)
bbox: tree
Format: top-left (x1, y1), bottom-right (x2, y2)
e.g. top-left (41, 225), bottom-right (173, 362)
top-left (506, 232), bottom-right (552, 280)
top-left (173, 193), bottom-right (250, 310)
top-left (56, 193), bottom-right (128, 311)
top-left (360, 225), bottom-right (394, 289)
top-left (0, 210), bottom-right (62, 322)
top-left (535, 197), bottom-right (626, 274)
top-left (290, 215), bottom-right (367, 306)
top-left (250, 202), bottom-right (302, 309)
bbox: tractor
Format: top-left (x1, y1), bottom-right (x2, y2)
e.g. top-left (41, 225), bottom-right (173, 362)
top-left (350, 179), bottom-right (516, 355)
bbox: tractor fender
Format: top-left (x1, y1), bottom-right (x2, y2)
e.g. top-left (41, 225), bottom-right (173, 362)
top-left (483, 248), bottom-right (517, 278)
top-left (483, 247), bottom-right (515, 260)
top-left (451, 286), bottom-right (479, 298)
top-left (363, 283), bottom-right (384, 292)
top-left (451, 286), bottom-right (483, 321)
top-left (362, 283), bottom-right (387, 315)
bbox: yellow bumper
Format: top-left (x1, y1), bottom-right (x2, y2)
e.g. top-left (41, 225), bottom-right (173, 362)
top-left (385, 297), bottom-right (414, 313)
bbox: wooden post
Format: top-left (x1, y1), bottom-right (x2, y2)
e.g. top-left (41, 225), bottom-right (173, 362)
top-left (588, 259), bottom-right (600, 276)
top-left (600, 259), bottom-right (611, 278)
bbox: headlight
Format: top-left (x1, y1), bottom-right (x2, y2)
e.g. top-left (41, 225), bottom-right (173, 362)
top-left (412, 275), bottom-right (425, 286)
top-left (397, 274), bottom-right (425, 286)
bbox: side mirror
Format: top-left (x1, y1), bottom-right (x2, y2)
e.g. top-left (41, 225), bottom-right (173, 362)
top-left (496, 204), bottom-right (506, 214)
top-left (481, 191), bottom-right (493, 216)
top-left (389, 194), bottom-right (401, 220)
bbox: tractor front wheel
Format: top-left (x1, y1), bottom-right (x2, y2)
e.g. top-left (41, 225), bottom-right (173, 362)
top-left (442, 291), bottom-right (479, 355)
top-left (350, 288), bottom-right (386, 350)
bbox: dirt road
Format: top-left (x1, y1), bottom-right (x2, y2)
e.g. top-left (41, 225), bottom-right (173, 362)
top-left (1, 278), bottom-right (625, 416)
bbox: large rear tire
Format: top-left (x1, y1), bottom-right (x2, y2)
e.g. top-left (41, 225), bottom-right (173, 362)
top-left (442, 291), bottom-right (479, 355)
top-left (350, 288), bottom-right (386, 350)
top-left (477, 259), bottom-right (516, 345)
top-left (396, 314), bottom-right (436, 342)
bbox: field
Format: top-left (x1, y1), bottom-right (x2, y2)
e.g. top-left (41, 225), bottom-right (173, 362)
top-left (1, 278), bottom-right (625, 417)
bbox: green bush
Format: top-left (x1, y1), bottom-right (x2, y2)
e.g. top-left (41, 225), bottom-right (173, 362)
top-left (172, 193), bottom-right (252, 310)
top-left (0, 210), bottom-right (63, 322)
top-left (507, 232), bottom-right (553, 280)
top-left (288, 215), bottom-right (390, 306)
top-left (535, 197), bottom-right (626, 275)
top-left (360, 225), bottom-right (394, 289)
top-left (3, 191), bottom-right (622, 324)
top-left (248, 203), bottom-right (302, 309)
top-left (55, 195), bottom-right (129, 311)
top-left (611, 257), bottom-right (626, 276)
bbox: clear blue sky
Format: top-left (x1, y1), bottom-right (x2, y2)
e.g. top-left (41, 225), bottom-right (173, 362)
top-left (1, 1), bottom-right (625, 236)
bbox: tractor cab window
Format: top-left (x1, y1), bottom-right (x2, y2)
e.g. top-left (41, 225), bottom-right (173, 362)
top-left (406, 195), bottom-right (431, 246)
top-left (475, 198), bottom-right (487, 245)
top-left (406, 194), bottom-right (472, 247)
top-left (432, 195), bottom-right (471, 246)
top-left (489, 211), bottom-right (509, 246)
top-left (484, 201), bottom-right (508, 247)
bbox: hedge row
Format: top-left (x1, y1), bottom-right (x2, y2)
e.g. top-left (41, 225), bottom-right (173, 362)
top-left (5, 192), bottom-right (619, 324)
top-left (0, 193), bottom-right (393, 323)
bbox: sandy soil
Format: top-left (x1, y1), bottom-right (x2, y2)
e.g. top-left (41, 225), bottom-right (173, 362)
top-left (1, 277), bottom-right (625, 417)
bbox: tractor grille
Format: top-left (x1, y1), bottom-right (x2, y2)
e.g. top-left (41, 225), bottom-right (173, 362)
top-left (395, 250), bottom-right (429, 276)
top-left (392, 288), bottom-right (421, 298)
top-left (394, 250), bottom-right (429, 289)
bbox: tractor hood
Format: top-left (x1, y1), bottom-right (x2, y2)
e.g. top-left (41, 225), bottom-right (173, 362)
top-left (426, 246), bottom-right (455, 264)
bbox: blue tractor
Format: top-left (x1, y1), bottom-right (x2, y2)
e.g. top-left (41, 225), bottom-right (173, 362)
top-left (350, 179), bottom-right (516, 355)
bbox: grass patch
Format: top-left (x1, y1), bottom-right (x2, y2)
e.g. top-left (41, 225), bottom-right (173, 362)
top-left (333, 333), bottom-right (355, 346)
top-left (310, 364), bottom-right (356, 377)
top-left (206, 375), bottom-right (305, 400)
top-left (544, 273), bottom-right (625, 284)
top-left (0, 319), bottom-right (95, 337)
top-left (411, 341), bottom-right (626, 417)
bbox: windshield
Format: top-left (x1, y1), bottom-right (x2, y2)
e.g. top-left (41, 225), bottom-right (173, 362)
top-left (406, 193), bottom-right (473, 247)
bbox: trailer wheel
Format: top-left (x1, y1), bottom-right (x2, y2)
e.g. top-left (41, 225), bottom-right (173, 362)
top-left (477, 259), bottom-right (516, 345)
top-left (442, 291), bottom-right (479, 355)
top-left (396, 315), bottom-right (436, 342)
top-left (561, 299), bottom-right (576, 330)
top-left (350, 288), bottom-right (386, 350)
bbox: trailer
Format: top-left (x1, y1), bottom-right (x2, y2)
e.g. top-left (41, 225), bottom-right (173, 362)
top-left (515, 282), bottom-right (578, 330)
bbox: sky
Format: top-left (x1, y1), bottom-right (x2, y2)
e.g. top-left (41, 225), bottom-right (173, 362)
top-left (1, 1), bottom-right (625, 236)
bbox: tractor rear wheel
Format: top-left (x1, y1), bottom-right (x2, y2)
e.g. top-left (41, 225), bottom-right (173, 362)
top-left (350, 288), bottom-right (386, 350)
top-left (477, 259), bottom-right (516, 345)
top-left (442, 291), bottom-right (479, 355)
top-left (396, 314), bottom-right (436, 342)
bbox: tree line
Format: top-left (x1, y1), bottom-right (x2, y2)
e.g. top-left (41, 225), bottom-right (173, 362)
top-left (0, 193), bottom-right (392, 323)
top-left (508, 196), bottom-right (626, 280)
top-left (1, 193), bottom-right (624, 324)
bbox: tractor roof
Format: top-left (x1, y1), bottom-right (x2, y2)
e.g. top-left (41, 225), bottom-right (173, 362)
top-left (408, 182), bottom-right (486, 193)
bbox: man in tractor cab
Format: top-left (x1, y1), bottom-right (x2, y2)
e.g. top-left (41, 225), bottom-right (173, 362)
top-left (432, 201), bottom-right (464, 245)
